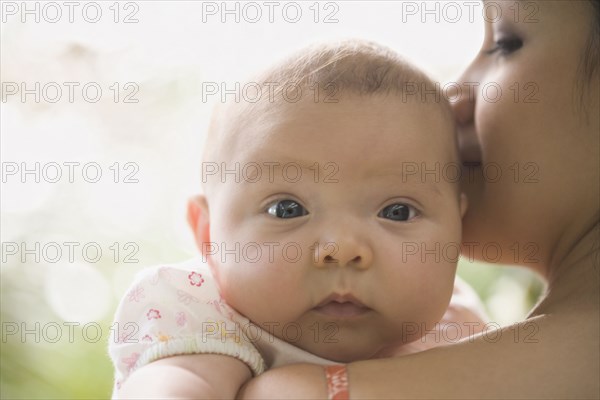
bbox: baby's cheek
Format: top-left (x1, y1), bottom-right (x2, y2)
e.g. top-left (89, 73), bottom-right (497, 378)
top-left (416, 267), bottom-right (455, 321)
top-left (385, 259), bottom-right (455, 320)
top-left (218, 263), bottom-right (295, 320)
top-left (214, 265), bottom-right (255, 307)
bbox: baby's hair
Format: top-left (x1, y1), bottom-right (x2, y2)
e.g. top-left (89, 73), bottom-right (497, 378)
top-left (254, 38), bottom-right (448, 104)
top-left (202, 39), bottom-right (456, 190)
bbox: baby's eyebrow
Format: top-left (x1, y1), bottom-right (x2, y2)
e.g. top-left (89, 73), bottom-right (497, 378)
top-left (365, 169), bottom-right (444, 196)
top-left (213, 157), bottom-right (332, 187)
top-left (237, 157), bottom-right (337, 176)
top-left (257, 157), bottom-right (330, 170)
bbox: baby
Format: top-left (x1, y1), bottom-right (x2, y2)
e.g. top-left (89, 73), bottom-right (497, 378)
top-left (109, 39), bottom-right (485, 399)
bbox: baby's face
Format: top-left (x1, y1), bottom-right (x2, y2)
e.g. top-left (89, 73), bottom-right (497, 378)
top-left (205, 95), bottom-right (464, 361)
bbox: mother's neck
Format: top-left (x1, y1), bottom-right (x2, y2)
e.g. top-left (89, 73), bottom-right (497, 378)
top-left (531, 219), bottom-right (599, 316)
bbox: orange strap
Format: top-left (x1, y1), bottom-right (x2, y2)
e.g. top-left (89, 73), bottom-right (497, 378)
top-left (325, 365), bottom-right (349, 400)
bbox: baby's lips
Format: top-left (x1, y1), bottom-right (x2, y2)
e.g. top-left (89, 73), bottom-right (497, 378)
top-left (314, 301), bottom-right (371, 318)
top-left (313, 293), bottom-right (371, 318)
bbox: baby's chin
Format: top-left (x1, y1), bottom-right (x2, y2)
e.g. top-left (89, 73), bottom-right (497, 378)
top-left (371, 340), bottom-right (432, 358)
top-left (294, 332), bottom-right (395, 363)
top-left (306, 343), bottom-right (382, 363)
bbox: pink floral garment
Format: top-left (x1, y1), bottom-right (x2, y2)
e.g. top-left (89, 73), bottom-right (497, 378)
top-left (108, 261), bottom-right (266, 397)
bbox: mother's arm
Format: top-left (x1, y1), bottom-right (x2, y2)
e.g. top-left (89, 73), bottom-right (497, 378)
top-left (238, 313), bottom-right (599, 399)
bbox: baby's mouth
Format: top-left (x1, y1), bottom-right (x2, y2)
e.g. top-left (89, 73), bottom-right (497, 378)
top-left (313, 294), bottom-right (371, 318)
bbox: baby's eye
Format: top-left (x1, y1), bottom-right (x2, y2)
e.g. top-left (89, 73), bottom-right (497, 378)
top-left (267, 200), bottom-right (308, 219)
top-left (378, 203), bottom-right (418, 222)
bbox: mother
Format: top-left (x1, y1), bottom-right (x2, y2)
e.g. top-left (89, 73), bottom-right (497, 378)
top-left (239, 1), bottom-right (600, 398)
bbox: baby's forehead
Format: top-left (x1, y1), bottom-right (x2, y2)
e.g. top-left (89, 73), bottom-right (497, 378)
top-left (213, 93), bottom-right (457, 164)
top-left (201, 93), bottom-right (460, 199)
top-left (237, 91), bottom-right (452, 130)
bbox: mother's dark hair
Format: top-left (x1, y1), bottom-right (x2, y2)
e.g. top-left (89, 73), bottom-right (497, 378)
top-left (576, 0), bottom-right (599, 112)
top-left (581, 0), bottom-right (600, 80)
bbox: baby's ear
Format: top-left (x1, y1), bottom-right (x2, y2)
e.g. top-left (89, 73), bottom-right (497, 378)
top-left (460, 192), bottom-right (468, 218)
top-left (187, 195), bottom-right (211, 255)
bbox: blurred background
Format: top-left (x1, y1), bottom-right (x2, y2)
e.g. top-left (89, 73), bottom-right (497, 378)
top-left (1, 1), bottom-right (544, 398)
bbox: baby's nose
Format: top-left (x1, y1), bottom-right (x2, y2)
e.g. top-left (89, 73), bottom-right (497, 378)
top-left (312, 238), bottom-right (373, 270)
